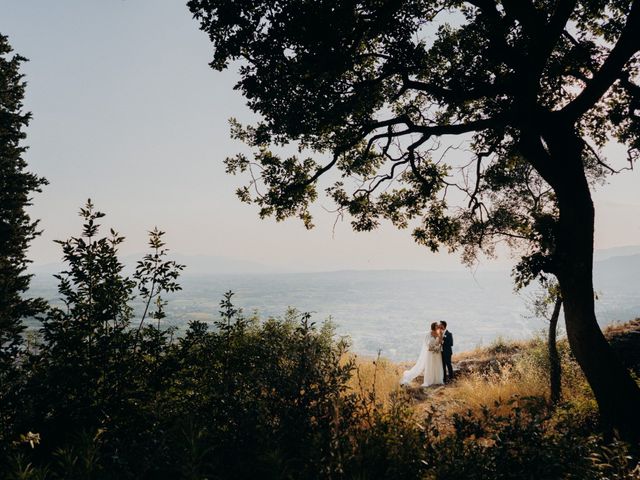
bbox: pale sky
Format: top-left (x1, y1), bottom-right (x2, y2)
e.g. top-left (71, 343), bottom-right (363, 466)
top-left (2, 0), bottom-right (639, 272)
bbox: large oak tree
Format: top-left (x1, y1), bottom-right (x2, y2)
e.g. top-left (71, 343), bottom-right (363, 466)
top-left (188, 0), bottom-right (640, 441)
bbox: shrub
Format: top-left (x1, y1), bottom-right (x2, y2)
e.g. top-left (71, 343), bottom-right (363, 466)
top-left (3, 202), bottom-right (637, 479)
top-left (2, 202), bottom-right (426, 479)
top-left (422, 397), bottom-right (619, 480)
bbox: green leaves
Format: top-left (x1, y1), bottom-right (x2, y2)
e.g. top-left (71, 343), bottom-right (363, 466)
top-left (134, 227), bottom-right (185, 336)
top-left (0, 34), bottom-right (48, 337)
top-left (50, 200), bottom-right (135, 330)
top-left (0, 33), bottom-right (48, 457)
top-left (191, 0), bottom-right (639, 282)
top-left (225, 145), bottom-right (319, 227)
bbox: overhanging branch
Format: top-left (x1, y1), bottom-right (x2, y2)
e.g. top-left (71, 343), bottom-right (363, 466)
top-left (532, 0), bottom-right (578, 73)
top-left (560, 0), bottom-right (640, 123)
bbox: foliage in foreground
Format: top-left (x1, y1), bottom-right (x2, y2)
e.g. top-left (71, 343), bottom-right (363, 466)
top-left (0, 33), bottom-right (48, 452)
top-left (2, 203), bottom-right (639, 479)
top-left (1, 203), bottom-right (426, 479)
top-left (422, 398), bottom-right (640, 480)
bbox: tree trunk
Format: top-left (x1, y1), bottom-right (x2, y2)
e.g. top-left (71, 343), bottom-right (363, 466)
top-left (527, 127), bottom-right (640, 444)
top-left (557, 249), bottom-right (640, 443)
top-left (548, 295), bottom-right (562, 406)
top-left (550, 138), bottom-right (640, 444)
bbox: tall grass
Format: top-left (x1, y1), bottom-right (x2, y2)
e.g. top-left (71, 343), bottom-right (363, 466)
top-left (360, 333), bottom-right (599, 424)
top-left (435, 335), bottom-right (597, 421)
top-left (345, 353), bottom-right (404, 409)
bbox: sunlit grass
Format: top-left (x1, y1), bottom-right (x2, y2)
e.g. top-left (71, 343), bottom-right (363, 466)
top-left (603, 318), bottom-right (640, 336)
top-left (342, 320), bottom-right (640, 429)
top-left (344, 353), bottom-right (404, 408)
top-left (452, 336), bottom-right (531, 363)
top-left (354, 334), bottom-right (597, 420)
top-left (432, 336), bottom-right (596, 420)
top-left (438, 357), bottom-right (549, 416)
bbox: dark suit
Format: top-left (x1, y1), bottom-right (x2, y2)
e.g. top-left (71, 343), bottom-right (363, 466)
top-left (442, 330), bottom-right (454, 382)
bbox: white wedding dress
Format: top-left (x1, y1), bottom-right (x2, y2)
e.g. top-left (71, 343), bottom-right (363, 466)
top-left (401, 334), bottom-right (444, 386)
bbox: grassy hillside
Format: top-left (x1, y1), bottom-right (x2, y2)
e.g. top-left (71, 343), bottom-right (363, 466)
top-left (5, 312), bottom-right (639, 479)
top-left (341, 320), bottom-right (640, 478)
top-left (352, 319), bottom-right (640, 411)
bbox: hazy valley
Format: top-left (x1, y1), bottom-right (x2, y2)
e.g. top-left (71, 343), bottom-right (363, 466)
top-left (28, 249), bottom-right (640, 361)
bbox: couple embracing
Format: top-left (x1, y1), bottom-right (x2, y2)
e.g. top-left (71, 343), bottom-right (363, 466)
top-left (400, 321), bottom-right (454, 387)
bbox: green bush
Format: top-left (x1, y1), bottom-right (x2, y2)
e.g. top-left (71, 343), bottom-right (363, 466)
top-left (421, 397), bottom-right (639, 480)
top-left (2, 202), bottom-right (426, 479)
top-left (2, 202), bottom-right (638, 479)
top-left (6, 299), bottom-right (427, 479)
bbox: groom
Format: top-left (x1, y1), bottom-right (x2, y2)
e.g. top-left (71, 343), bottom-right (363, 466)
top-left (440, 321), bottom-right (454, 383)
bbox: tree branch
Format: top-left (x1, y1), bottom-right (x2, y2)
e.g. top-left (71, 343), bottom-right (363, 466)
top-left (308, 153), bottom-right (339, 184)
top-left (355, 156), bottom-right (411, 196)
top-left (415, 116), bottom-right (506, 136)
top-left (502, 0), bottom-right (544, 34)
top-left (533, 0), bottom-right (578, 71)
top-left (560, 0), bottom-right (640, 123)
top-left (465, 0), bottom-right (500, 19)
top-left (583, 139), bottom-right (632, 174)
top-left (518, 131), bottom-right (557, 187)
top-left (400, 74), bottom-right (507, 103)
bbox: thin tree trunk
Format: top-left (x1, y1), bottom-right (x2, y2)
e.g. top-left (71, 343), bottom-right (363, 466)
top-left (548, 294), bottom-right (562, 406)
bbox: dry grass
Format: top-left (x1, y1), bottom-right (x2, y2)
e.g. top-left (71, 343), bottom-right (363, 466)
top-left (343, 353), bottom-right (404, 408)
top-left (346, 341), bottom-right (553, 415)
top-left (603, 318), bottom-right (640, 337)
top-left (435, 359), bottom-right (549, 416)
top-left (430, 337), bottom-right (596, 420)
top-left (351, 333), bottom-right (600, 422)
top-left (452, 337), bottom-right (532, 362)
top-left (447, 337), bottom-right (549, 412)
top-left (339, 319), bottom-right (640, 422)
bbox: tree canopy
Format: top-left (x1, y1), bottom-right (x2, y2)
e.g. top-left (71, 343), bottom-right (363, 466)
top-left (0, 34), bottom-right (47, 354)
top-left (0, 34), bottom-right (47, 447)
top-left (189, 0), bottom-right (640, 442)
top-left (190, 0), bottom-right (638, 269)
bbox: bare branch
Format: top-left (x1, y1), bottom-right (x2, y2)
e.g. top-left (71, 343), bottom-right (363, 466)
top-left (468, 148), bottom-right (494, 211)
top-left (583, 140), bottom-right (632, 174)
top-left (355, 157), bottom-right (411, 196)
top-left (307, 152), bottom-right (340, 184)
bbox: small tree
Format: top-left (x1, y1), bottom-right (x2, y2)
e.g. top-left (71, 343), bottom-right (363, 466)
top-left (36, 200), bottom-right (136, 438)
top-left (0, 33), bottom-right (47, 448)
top-left (29, 201), bottom-right (185, 463)
top-left (134, 227), bottom-right (184, 341)
top-left (529, 282), bottom-right (563, 405)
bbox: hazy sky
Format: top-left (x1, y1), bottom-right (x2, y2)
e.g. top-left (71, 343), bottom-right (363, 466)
top-left (2, 0), bottom-right (639, 272)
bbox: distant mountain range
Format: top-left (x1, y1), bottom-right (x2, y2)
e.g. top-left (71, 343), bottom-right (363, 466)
top-left (593, 245), bottom-right (640, 262)
top-left (29, 253), bottom-right (286, 276)
top-left (25, 246), bottom-right (640, 360)
top-left (29, 245), bottom-right (640, 277)
top-left (594, 252), bottom-right (640, 286)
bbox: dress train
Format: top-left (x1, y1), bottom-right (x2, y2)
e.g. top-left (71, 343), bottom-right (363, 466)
top-left (401, 335), bottom-right (444, 386)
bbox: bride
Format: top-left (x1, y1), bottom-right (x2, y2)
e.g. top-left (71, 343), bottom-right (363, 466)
top-left (400, 322), bottom-right (444, 387)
